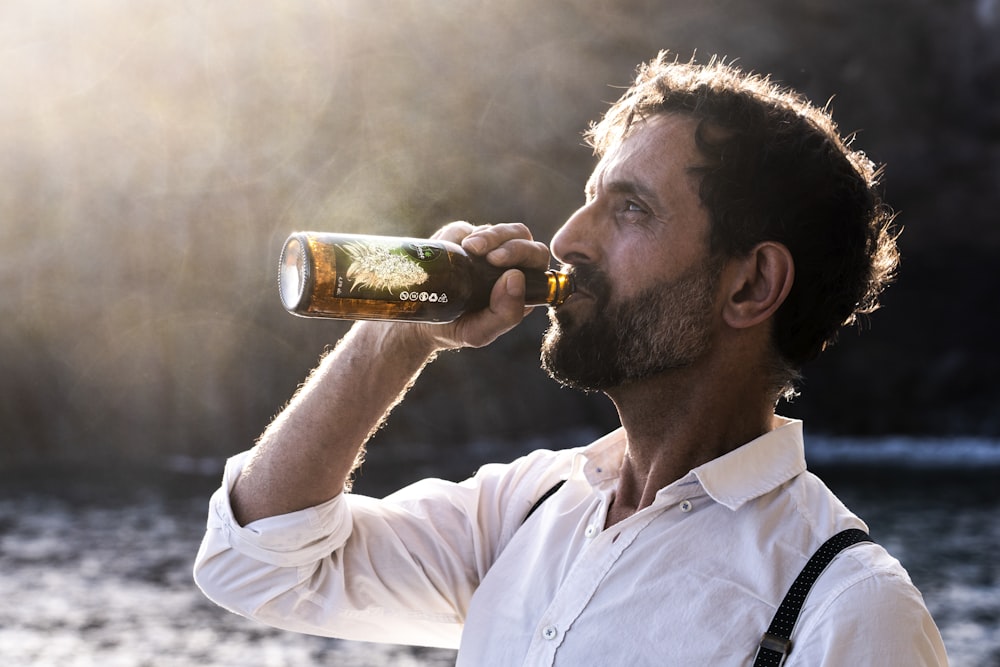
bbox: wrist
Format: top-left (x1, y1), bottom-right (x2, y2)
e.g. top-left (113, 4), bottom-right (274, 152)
top-left (350, 320), bottom-right (446, 362)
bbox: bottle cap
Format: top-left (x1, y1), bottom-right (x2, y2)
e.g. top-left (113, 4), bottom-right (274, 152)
top-left (279, 235), bottom-right (309, 311)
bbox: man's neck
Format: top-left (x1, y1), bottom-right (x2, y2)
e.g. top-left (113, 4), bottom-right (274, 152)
top-left (603, 363), bottom-right (777, 527)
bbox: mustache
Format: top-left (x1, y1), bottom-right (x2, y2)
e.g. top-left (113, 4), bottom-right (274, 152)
top-left (562, 264), bottom-right (612, 303)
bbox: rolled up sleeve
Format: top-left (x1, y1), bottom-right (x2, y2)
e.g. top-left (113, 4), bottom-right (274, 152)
top-left (192, 452), bottom-right (357, 628)
top-left (191, 448), bottom-right (566, 649)
top-left (198, 451), bottom-right (353, 566)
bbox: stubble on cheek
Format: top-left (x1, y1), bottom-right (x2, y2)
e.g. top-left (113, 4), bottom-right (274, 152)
top-left (540, 260), bottom-right (721, 391)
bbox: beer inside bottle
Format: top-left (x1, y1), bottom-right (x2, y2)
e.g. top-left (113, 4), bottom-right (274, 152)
top-left (278, 232), bottom-right (572, 323)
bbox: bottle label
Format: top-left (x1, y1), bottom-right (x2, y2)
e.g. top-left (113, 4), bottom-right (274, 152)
top-left (334, 239), bottom-right (451, 303)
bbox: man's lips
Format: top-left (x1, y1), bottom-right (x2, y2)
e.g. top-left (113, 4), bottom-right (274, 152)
top-left (562, 289), bottom-right (592, 304)
top-left (559, 264), bottom-right (608, 306)
top-left (553, 286), bottom-right (594, 317)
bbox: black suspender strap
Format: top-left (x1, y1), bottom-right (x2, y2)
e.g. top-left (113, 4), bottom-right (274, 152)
top-left (522, 480), bottom-right (565, 525)
top-left (753, 528), bottom-right (873, 667)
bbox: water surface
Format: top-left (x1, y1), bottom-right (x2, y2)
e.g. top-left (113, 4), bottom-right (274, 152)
top-left (0, 441), bottom-right (997, 666)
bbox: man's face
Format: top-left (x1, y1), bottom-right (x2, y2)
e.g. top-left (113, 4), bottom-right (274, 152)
top-left (541, 114), bottom-right (721, 391)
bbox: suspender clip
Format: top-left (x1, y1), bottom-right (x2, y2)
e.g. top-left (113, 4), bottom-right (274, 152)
top-left (756, 632), bottom-right (792, 666)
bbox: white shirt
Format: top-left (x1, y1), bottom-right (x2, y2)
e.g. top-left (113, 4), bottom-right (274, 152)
top-left (194, 418), bottom-right (948, 665)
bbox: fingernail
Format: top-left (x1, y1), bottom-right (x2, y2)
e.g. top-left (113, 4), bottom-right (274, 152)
top-left (464, 237), bottom-right (485, 254)
top-left (506, 272), bottom-right (525, 297)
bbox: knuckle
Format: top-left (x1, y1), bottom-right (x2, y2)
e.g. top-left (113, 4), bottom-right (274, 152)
top-left (433, 221), bottom-right (474, 241)
top-left (502, 221), bottom-right (532, 238)
top-left (514, 221), bottom-right (531, 235)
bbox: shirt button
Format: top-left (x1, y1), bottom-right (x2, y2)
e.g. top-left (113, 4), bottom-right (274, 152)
top-left (679, 500), bottom-right (693, 513)
top-left (585, 525), bottom-right (598, 538)
top-left (542, 625), bottom-right (558, 640)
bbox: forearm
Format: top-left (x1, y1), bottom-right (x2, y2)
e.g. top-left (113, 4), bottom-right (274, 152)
top-left (229, 221), bottom-right (549, 525)
top-left (231, 321), bottom-right (439, 525)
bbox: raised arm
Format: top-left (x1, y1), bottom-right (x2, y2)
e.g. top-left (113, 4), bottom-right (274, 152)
top-left (230, 222), bottom-right (552, 525)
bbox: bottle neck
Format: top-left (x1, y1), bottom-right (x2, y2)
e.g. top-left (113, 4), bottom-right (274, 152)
top-left (524, 270), bottom-right (573, 306)
top-left (468, 255), bottom-right (573, 309)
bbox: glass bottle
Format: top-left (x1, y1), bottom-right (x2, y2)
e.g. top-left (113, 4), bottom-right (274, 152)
top-left (278, 232), bottom-right (573, 323)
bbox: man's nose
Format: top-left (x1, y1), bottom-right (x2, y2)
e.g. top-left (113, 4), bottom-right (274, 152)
top-left (551, 203), bottom-right (601, 266)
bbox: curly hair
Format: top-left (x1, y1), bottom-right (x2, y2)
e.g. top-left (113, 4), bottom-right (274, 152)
top-left (586, 52), bottom-right (900, 375)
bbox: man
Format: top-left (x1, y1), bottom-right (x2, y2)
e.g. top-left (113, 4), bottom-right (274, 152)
top-left (195, 53), bottom-right (947, 665)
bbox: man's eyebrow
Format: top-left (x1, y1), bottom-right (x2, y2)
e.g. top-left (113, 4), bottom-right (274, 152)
top-left (604, 179), bottom-right (662, 208)
top-left (585, 174), bottom-right (654, 197)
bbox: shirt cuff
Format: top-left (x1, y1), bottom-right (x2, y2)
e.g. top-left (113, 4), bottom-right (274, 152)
top-left (207, 450), bottom-right (354, 567)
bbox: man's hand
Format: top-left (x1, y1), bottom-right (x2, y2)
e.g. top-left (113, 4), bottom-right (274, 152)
top-left (415, 221), bottom-right (553, 351)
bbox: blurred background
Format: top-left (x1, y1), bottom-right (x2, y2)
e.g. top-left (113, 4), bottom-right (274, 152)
top-left (0, 0), bottom-right (997, 665)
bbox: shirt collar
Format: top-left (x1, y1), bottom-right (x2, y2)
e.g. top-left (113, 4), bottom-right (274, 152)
top-left (691, 416), bottom-right (806, 510)
top-left (573, 417), bottom-right (807, 510)
top-left (574, 429), bottom-right (626, 486)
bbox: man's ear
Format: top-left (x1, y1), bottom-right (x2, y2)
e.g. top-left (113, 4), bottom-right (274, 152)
top-left (721, 242), bottom-right (794, 330)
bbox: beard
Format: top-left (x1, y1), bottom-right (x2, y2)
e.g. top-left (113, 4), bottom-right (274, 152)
top-left (540, 260), bottom-right (721, 392)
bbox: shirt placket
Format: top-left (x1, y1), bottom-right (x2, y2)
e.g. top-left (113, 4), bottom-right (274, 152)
top-left (521, 497), bottom-right (670, 666)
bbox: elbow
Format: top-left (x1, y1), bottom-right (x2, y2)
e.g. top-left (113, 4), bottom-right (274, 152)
top-left (191, 528), bottom-right (269, 619)
top-left (192, 533), bottom-right (246, 616)
top-left (192, 528), bottom-right (313, 621)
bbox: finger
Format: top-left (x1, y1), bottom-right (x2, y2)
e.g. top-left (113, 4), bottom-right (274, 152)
top-left (461, 222), bottom-right (533, 255)
top-left (476, 270), bottom-right (529, 344)
top-left (447, 269), bottom-right (529, 349)
top-left (484, 239), bottom-right (552, 271)
top-left (462, 224), bottom-right (551, 270)
top-left (430, 221), bottom-right (477, 243)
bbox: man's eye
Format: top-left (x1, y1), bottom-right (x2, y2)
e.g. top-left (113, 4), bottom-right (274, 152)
top-left (625, 201), bottom-right (644, 213)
